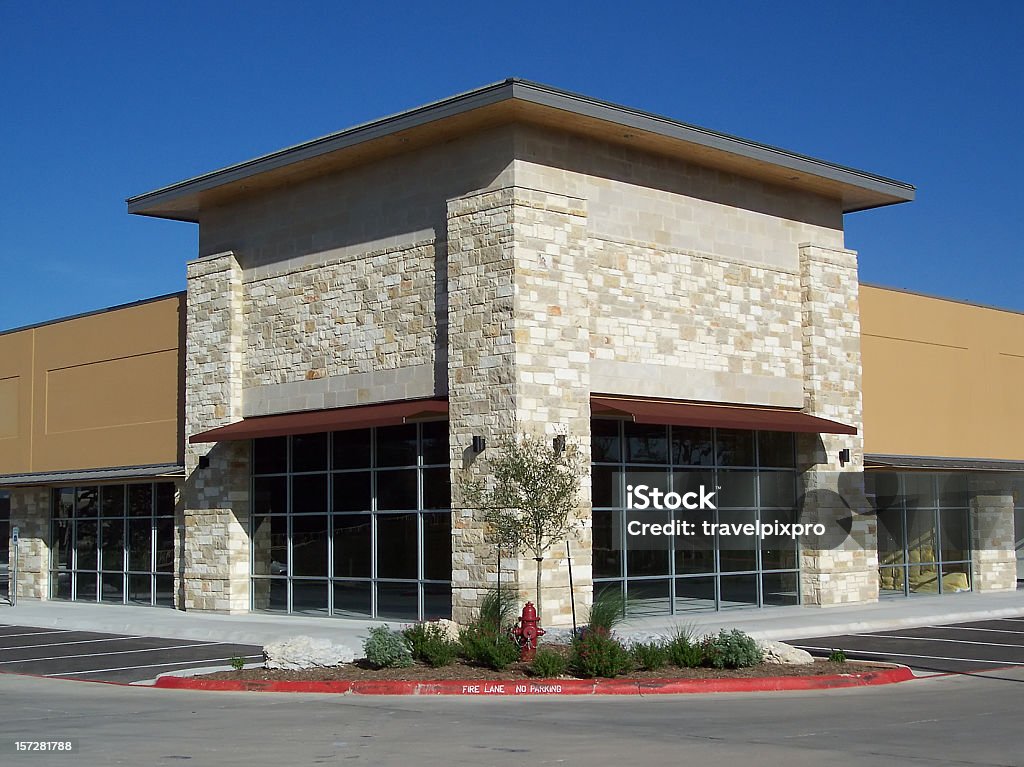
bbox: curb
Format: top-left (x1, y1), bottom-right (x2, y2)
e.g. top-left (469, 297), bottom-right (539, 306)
top-left (153, 666), bottom-right (915, 695)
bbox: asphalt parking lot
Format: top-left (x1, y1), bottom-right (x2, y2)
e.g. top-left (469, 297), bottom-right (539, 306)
top-left (0, 623), bottom-right (262, 683)
top-left (793, 617), bottom-right (1024, 674)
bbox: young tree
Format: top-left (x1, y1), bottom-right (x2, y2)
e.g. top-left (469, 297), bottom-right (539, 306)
top-left (460, 434), bottom-right (585, 622)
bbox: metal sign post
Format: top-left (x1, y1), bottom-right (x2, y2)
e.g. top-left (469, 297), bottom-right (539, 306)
top-left (11, 526), bottom-right (18, 607)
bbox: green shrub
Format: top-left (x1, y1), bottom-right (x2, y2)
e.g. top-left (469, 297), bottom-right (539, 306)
top-left (571, 632), bottom-right (633, 678)
top-left (529, 648), bottom-right (568, 677)
top-left (229, 655), bottom-right (246, 671)
top-left (585, 587), bottom-right (626, 636)
top-left (631, 641), bottom-right (668, 671)
top-left (701, 629), bottom-right (763, 669)
top-left (477, 587), bottom-right (518, 632)
top-left (828, 648), bottom-right (847, 664)
top-left (665, 626), bottom-right (703, 668)
top-left (363, 625), bottom-right (413, 669)
top-left (403, 623), bottom-right (460, 668)
top-left (459, 626), bottom-right (521, 671)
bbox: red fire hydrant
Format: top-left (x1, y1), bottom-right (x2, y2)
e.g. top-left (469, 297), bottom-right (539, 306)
top-left (512, 602), bottom-right (545, 661)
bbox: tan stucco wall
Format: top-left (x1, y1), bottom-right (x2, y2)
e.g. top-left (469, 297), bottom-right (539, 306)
top-left (861, 285), bottom-right (1024, 461)
top-left (0, 295), bottom-right (184, 474)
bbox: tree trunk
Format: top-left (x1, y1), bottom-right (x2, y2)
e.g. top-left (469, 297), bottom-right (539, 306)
top-left (534, 556), bottom-right (544, 623)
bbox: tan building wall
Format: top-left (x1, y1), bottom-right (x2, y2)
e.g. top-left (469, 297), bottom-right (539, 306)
top-left (861, 285), bottom-right (1024, 462)
top-left (0, 294), bottom-right (185, 475)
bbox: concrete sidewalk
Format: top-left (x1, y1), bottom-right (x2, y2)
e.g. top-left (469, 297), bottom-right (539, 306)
top-left (2, 589), bottom-right (1023, 646)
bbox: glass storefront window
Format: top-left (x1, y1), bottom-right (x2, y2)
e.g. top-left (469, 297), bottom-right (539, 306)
top-left (591, 419), bottom-right (800, 614)
top-left (49, 482), bottom-right (176, 607)
top-left (251, 421), bottom-right (452, 620)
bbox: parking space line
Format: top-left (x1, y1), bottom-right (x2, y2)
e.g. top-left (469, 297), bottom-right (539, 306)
top-left (794, 645), bottom-right (1024, 666)
top-left (924, 625), bottom-right (1024, 636)
top-left (47, 655), bottom-right (265, 677)
top-left (0, 636), bottom-right (143, 651)
top-left (0, 641), bottom-right (225, 665)
top-left (854, 633), bottom-right (1024, 649)
top-left (0, 629), bottom-right (72, 638)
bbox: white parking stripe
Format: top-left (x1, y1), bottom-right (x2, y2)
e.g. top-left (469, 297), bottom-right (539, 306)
top-left (0, 641), bottom-right (224, 665)
top-left (48, 655), bottom-right (264, 677)
top-left (794, 646), bottom-right (1024, 666)
top-left (855, 633), bottom-right (1024, 649)
top-left (925, 625), bottom-right (1024, 636)
top-left (0, 636), bottom-right (142, 651)
top-left (0, 629), bottom-right (72, 638)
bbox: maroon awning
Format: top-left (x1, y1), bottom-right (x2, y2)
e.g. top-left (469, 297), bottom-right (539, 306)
top-left (189, 398), bottom-right (449, 443)
top-left (591, 395), bottom-right (857, 435)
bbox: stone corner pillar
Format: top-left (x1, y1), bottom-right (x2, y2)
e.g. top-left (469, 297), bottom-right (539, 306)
top-left (182, 251), bottom-right (251, 613)
top-left (797, 244), bottom-right (879, 607)
top-left (8, 486), bottom-right (51, 600)
top-left (969, 475), bottom-right (1016, 592)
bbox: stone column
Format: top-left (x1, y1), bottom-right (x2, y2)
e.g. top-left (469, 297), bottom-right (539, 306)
top-left (183, 251), bottom-right (251, 612)
top-left (447, 187), bottom-right (593, 627)
top-left (8, 486), bottom-right (50, 600)
top-left (797, 244), bottom-right (878, 606)
top-left (968, 475), bottom-right (1016, 592)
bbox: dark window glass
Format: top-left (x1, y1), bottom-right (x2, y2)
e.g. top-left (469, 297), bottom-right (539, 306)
top-left (291, 580), bottom-right (329, 616)
top-left (675, 576), bottom-right (715, 612)
top-left (292, 474), bottom-right (328, 514)
top-left (333, 471), bottom-right (371, 512)
top-left (937, 473), bottom-right (968, 508)
top-left (760, 509), bottom-right (798, 570)
top-left (252, 578), bottom-right (288, 612)
top-left (625, 579), bottom-right (671, 616)
top-left (101, 573), bottom-right (124, 603)
top-left (423, 582), bottom-right (452, 620)
top-left (376, 424), bottom-right (418, 467)
top-left (758, 472), bottom-right (796, 508)
top-left (422, 468), bottom-right (451, 510)
top-left (76, 487), bottom-right (99, 518)
top-left (592, 510), bottom-right (621, 578)
top-left (375, 581), bottom-right (419, 621)
top-left (423, 512), bottom-right (451, 581)
top-left (672, 469), bottom-right (715, 497)
top-left (377, 470), bottom-right (417, 511)
top-left (940, 509), bottom-right (970, 561)
top-left (50, 519), bottom-right (71, 570)
top-left (155, 483), bottom-right (176, 516)
top-left (626, 509), bottom-right (670, 576)
top-left (292, 432), bottom-right (328, 473)
top-left (75, 521), bottom-right (98, 570)
top-left (101, 486), bottom-right (125, 518)
top-left (624, 423), bottom-right (668, 464)
top-left (591, 466), bottom-right (619, 508)
top-left (905, 508), bottom-right (938, 564)
top-left (332, 429), bottom-right (371, 470)
top-left (716, 430), bottom-right (755, 467)
top-left (878, 566), bottom-right (905, 593)
top-left (902, 473), bottom-right (937, 508)
top-left (128, 519), bottom-right (152, 571)
top-left (75, 572), bottom-right (97, 601)
top-left (333, 515), bottom-right (371, 578)
top-left (291, 515), bottom-right (328, 577)
top-left (420, 421), bottom-right (449, 466)
top-left (128, 484), bottom-right (152, 517)
top-left (877, 508), bottom-right (905, 564)
top-left (757, 432), bottom-right (795, 468)
top-left (717, 511), bottom-right (757, 572)
top-left (128, 574), bottom-right (151, 605)
top-left (672, 427), bottom-right (714, 466)
top-left (674, 509), bottom-right (715, 574)
top-left (155, 575), bottom-right (174, 606)
top-left (591, 419), bottom-right (621, 463)
top-left (761, 571), bottom-right (799, 606)
top-left (50, 571), bottom-right (71, 600)
top-left (333, 581), bottom-right (372, 617)
top-left (376, 513), bottom-right (418, 579)
top-left (155, 517), bottom-right (175, 573)
top-left (719, 573), bottom-right (758, 607)
top-left (100, 520), bottom-right (124, 571)
top-left (253, 477), bottom-right (287, 515)
top-left (253, 436), bottom-right (288, 474)
top-left (716, 470), bottom-right (756, 508)
top-left (251, 515), bottom-right (288, 577)
top-left (595, 580), bottom-right (623, 604)
top-left (54, 488), bottom-right (74, 520)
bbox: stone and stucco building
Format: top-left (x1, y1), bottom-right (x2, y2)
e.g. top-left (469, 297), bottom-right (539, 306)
top-left (1, 80), bottom-right (1020, 625)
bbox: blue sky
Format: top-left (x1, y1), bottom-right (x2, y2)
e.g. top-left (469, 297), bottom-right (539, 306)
top-left (1, 1), bottom-right (1021, 330)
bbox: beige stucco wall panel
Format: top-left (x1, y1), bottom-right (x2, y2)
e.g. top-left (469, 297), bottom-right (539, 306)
top-left (0, 330), bottom-right (33, 473)
top-left (862, 285), bottom-right (1024, 461)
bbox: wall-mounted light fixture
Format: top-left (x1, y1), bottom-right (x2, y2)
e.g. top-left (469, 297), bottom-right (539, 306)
top-left (838, 448), bottom-right (851, 466)
top-left (472, 435), bottom-right (487, 453)
top-left (552, 435), bottom-right (566, 455)
top-left (198, 455), bottom-right (211, 470)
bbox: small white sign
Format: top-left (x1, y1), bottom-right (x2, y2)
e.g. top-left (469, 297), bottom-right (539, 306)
top-left (11, 527), bottom-right (18, 544)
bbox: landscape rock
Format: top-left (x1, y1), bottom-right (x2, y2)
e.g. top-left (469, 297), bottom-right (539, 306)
top-left (757, 639), bottom-right (814, 665)
top-left (424, 619), bottom-right (461, 642)
top-left (263, 636), bottom-right (357, 670)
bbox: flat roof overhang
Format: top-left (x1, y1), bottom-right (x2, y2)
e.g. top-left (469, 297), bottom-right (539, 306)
top-left (127, 79), bottom-right (915, 222)
top-left (0, 463), bottom-right (185, 488)
top-left (865, 454), bottom-right (1024, 472)
top-left (592, 395), bottom-right (857, 435)
top-left (189, 398), bottom-right (449, 443)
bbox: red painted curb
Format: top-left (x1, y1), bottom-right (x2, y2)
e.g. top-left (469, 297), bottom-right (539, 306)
top-left (153, 666), bottom-right (914, 695)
